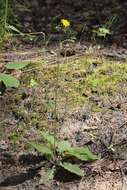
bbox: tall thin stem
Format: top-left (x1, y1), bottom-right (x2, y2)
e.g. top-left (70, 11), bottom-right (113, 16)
top-left (4, 0), bottom-right (8, 28)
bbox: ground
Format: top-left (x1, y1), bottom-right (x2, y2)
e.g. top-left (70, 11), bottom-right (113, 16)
top-left (0, 42), bottom-right (127, 190)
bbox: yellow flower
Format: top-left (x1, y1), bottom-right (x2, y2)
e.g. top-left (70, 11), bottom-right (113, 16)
top-left (61, 19), bottom-right (70, 28)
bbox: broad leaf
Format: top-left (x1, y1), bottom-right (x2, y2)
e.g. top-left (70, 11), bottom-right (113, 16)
top-left (68, 147), bottom-right (98, 161)
top-left (5, 62), bottom-right (29, 70)
top-left (41, 132), bottom-right (57, 147)
top-left (29, 142), bottom-right (53, 156)
top-left (60, 162), bottom-right (84, 177)
top-left (39, 167), bottom-right (55, 184)
top-left (0, 73), bottom-right (20, 87)
top-left (57, 140), bottom-right (71, 154)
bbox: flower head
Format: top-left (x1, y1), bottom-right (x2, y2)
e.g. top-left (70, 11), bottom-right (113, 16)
top-left (61, 19), bottom-right (70, 28)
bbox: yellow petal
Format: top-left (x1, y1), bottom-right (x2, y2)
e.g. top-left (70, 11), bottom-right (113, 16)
top-left (61, 19), bottom-right (70, 28)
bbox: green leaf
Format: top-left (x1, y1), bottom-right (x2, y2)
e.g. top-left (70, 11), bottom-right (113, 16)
top-left (5, 62), bottom-right (29, 70)
top-left (6, 24), bottom-right (24, 35)
top-left (93, 27), bottom-right (110, 38)
top-left (57, 140), bottom-right (72, 154)
top-left (39, 167), bottom-right (55, 184)
top-left (99, 27), bottom-right (110, 35)
top-left (30, 79), bottom-right (38, 87)
top-left (29, 142), bottom-right (53, 156)
top-left (60, 162), bottom-right (84, 177)
top-left (0, 73), bottom-right (20, 88)
top-left (68, 147), bottom-right (98, 161)
top-left (41, 132), bottom-right (57, 147)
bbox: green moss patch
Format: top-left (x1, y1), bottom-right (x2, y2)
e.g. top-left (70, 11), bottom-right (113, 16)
top-left (23, 56), bottom-right (127, 117)
top-left (85, 62), bottom-right (127, 95)
top-left (1, 53), bottom-right (127, 146)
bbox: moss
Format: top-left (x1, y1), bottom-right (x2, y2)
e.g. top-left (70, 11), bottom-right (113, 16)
top-left (1, 53), bottom-right (127, 149)
top-left (91, 104), bottom-right (103, 112)
top-left (2, 54), bottom-right (125, 140)
top-left (22, 55), bottom-right (127, 116)
top-left (85, 61), bottom-right (127, 95)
